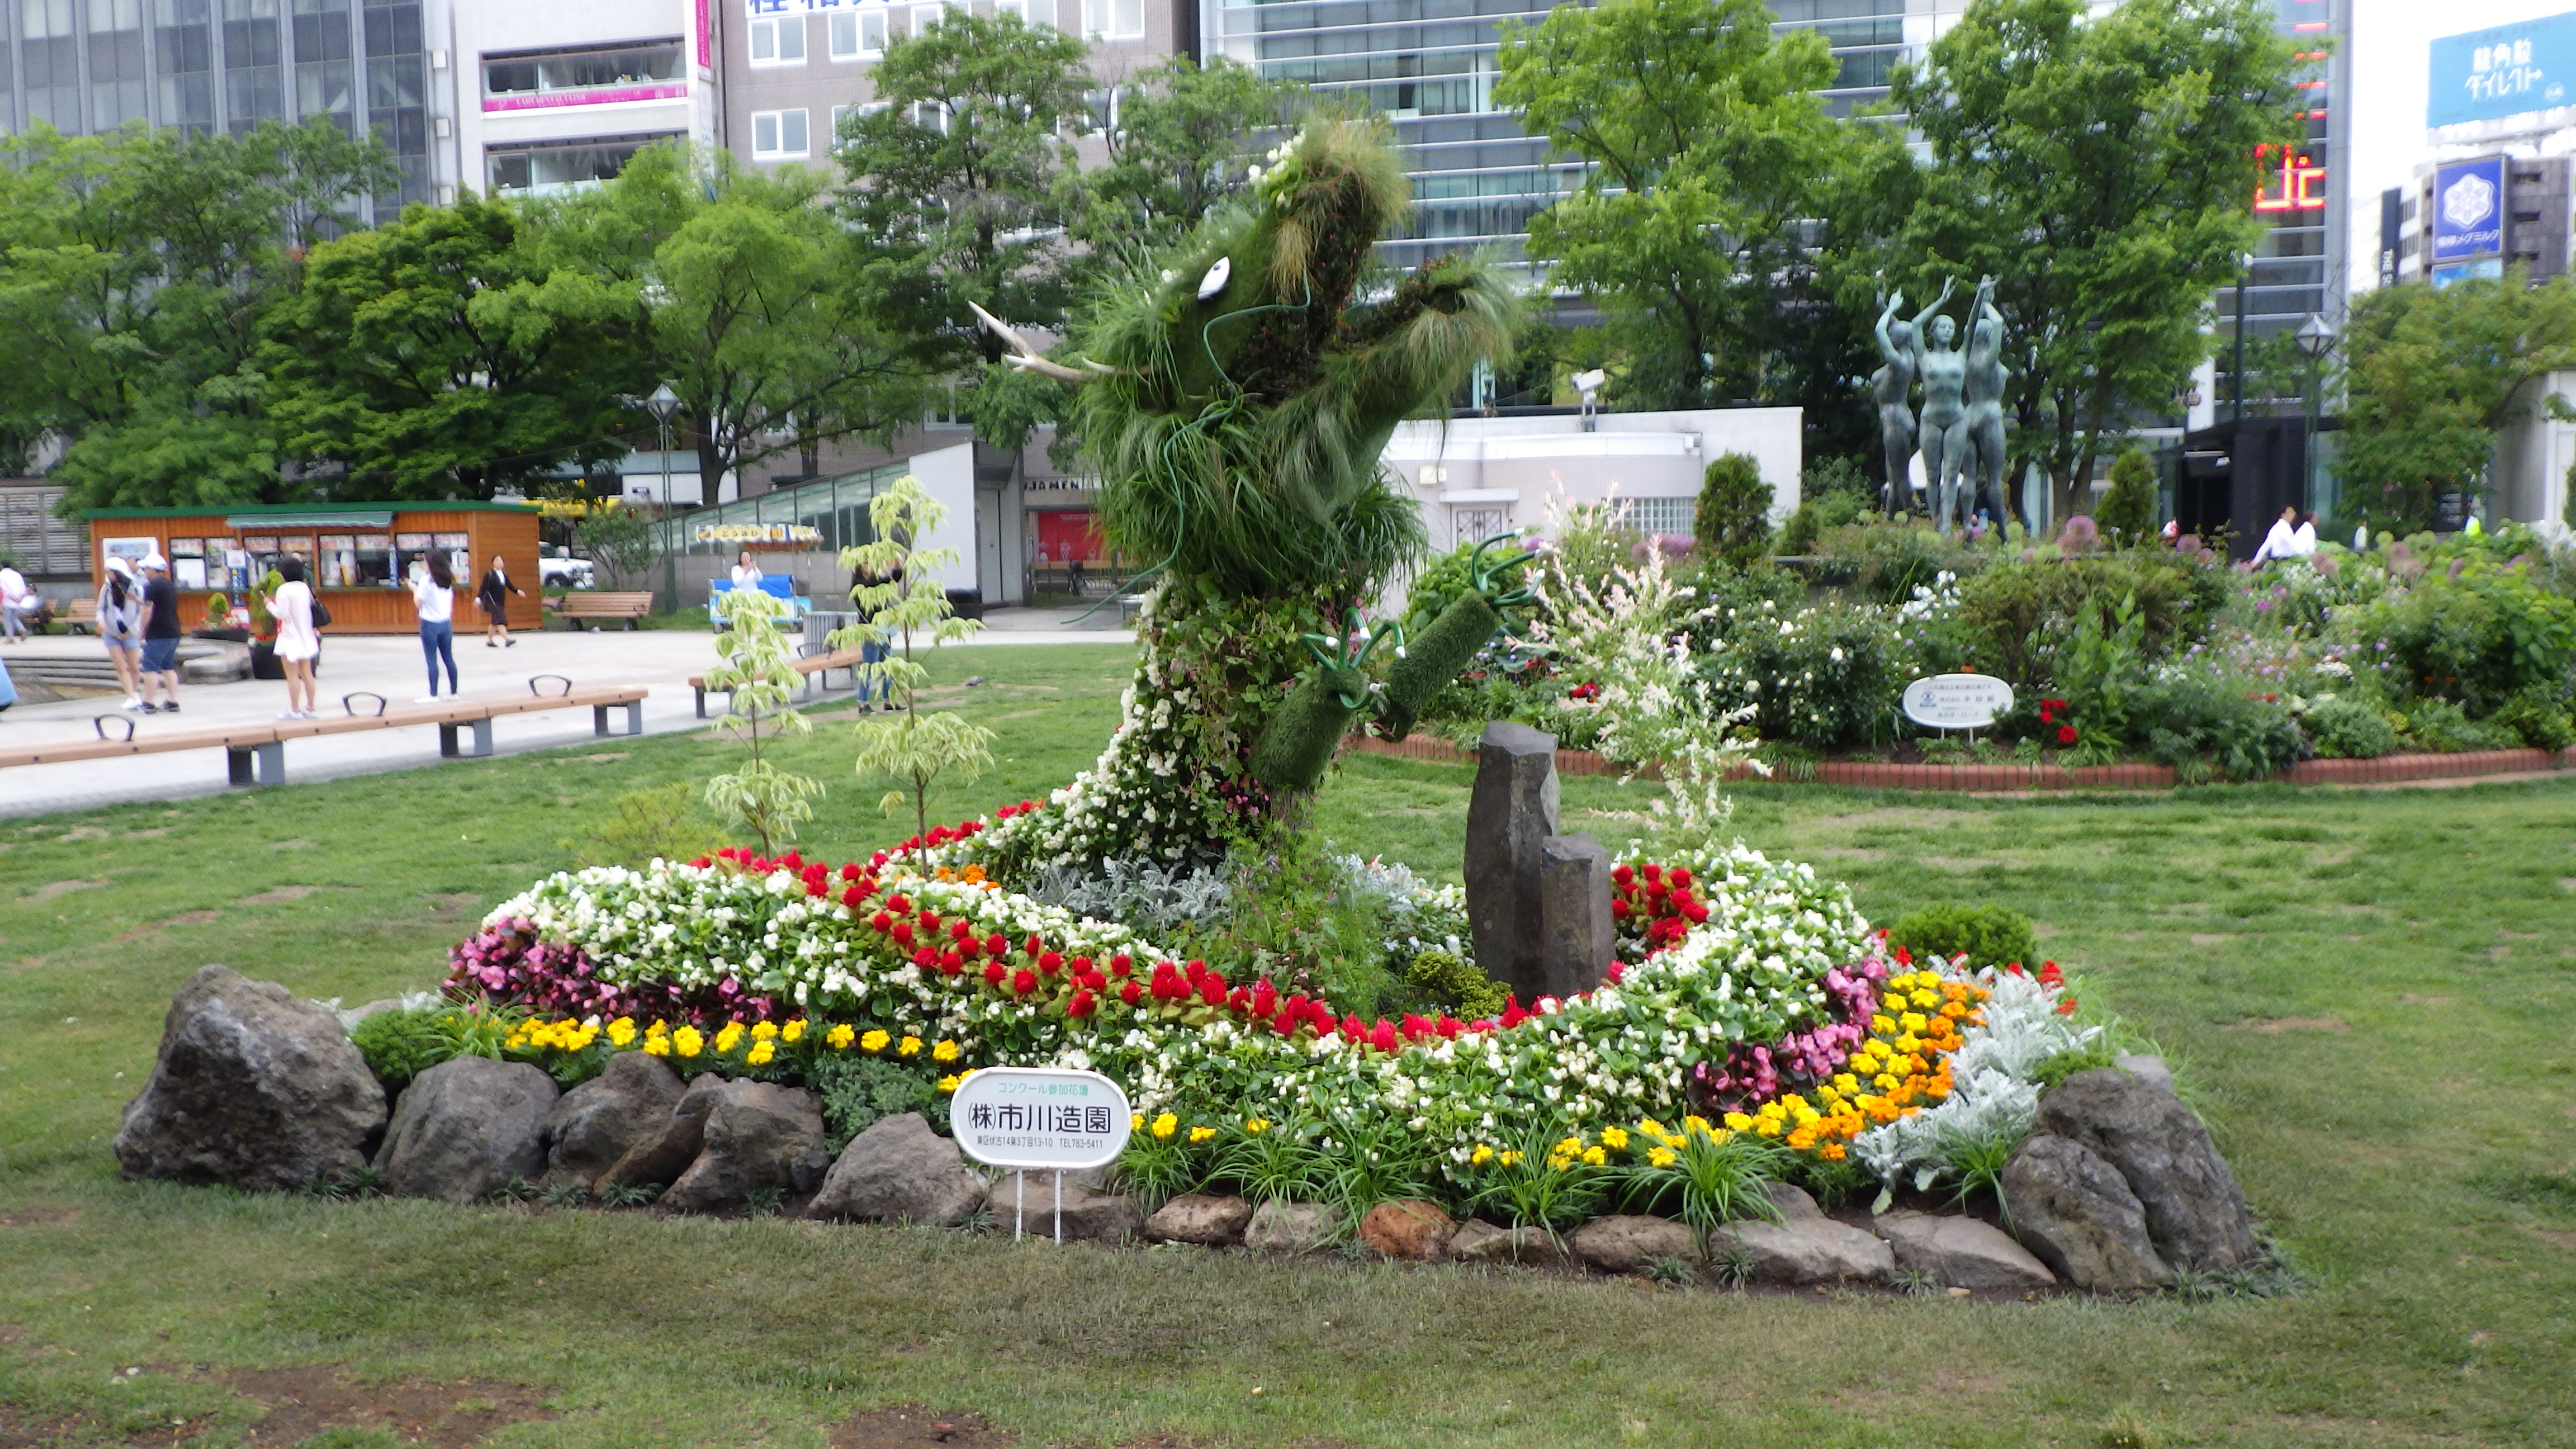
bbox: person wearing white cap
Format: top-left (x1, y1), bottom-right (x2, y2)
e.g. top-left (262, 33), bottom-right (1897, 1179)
top-left (137, 553), bottom-right (182, 714)
top-left (98, 556), bottom-right (145, 709)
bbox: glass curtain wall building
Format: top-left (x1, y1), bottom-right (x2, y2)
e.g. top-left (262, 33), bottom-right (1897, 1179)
top-left (2218, 0), bottom-right (2349, 345)
top-left (0, 0), bottom-right (434, 217)
top-left (1199, 0), bottom-right (1966, 274)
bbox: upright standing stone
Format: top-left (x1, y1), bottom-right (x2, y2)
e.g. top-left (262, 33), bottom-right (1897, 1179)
top-left (1466, 721), bottom-right (1560, 1003)
top-left (1537, 832), bottom-right (1614, 1001)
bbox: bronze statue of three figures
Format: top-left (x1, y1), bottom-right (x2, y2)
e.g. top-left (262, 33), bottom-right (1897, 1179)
top-left (1871, 276), bottom-right (2009, 537)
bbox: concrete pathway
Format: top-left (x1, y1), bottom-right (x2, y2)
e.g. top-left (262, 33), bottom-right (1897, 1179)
top-left (0, 612), bottom-right (1129, 818)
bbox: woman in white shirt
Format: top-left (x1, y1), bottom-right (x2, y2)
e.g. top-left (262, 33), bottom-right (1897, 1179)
top-left (412, 552), bottom-right (459, 700)
top-left (730, 550), bottom-right (764, 589)
top-left (269, 557), bottom-right (321, 719)
top-left (2249, 505), bottom-right (2301, 567)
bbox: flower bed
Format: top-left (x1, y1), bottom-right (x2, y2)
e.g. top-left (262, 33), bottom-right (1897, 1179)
top-left (446, 815), bottom-right (2093, 1208)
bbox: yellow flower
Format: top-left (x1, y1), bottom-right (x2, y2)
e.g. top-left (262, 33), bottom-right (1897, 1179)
top-left (645, 1018), bottom-right (669, 1038)
top-left (826, 1024), bottom-right (856, 1050)
top-left (1599, 1125), bottom-right (1630, 1152)
top-left (673, 1025), bottom-right (704, 1058)
top-left (714, 1022), bottom-right (745, 1054)
top-left (1244, 1118), bottom-right (1270, 1135)
top-left (898, 1035), bottom-right (923, 1058)
top-left (1639, 1117), bottom-right (1670, 1139)
top-left (1910, 989), bottom-right (1940, 1010)
top-left (1131, 1112), bottom-right (1146, 1132)
top-left (746, 1040), bottom-right (775, 1067)
top-left (1151, 1112), bottom-right (1178, 1140)
top-left (606, 1017), bottom-right (637, 1048)
top-left (936, 1073), bottom-right (962, 1094)
top-left (931, 1039), bottom-right (960, 1063)
top-left (1646, 1146), bottom-right (1678, 1168)
top-left (1832, 1073), bottom-right (1859, 1095)
top-left (1871, 1014), bottom-right (1897, 1035)
top-left (1722, 1111), bottom-right (1753, 1133)
top-left (859, 1029), bottom-right (891, 1054)
top-left (1581, 1145), bottom-right (1608, 1167)
top-left (1471, 1144), bottom-right (1494, 1166)
top-left (781, 1018), bottom-right (806, 1043)
top-left (1188, 1125), bottom-right (1218, 1144)
top-left (1753, 1116), bottom-right (1782, 1137)
top-left (1498, 1149), bottom-right (1523, 1167)
top-left (642, 1035), bottom-right (671, 1058)
top-left (751, 1020), bottom-right (779, 1041)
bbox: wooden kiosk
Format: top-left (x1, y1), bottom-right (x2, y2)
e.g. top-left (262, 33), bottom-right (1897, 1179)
top-left (83, 501), bottom-right (544, 634)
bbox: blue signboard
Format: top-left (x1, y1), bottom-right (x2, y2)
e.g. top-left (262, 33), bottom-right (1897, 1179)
top-left (2430, 157), bottom-right (2508, 263)
top-left (2430, 13), bottom-right (2576, 127)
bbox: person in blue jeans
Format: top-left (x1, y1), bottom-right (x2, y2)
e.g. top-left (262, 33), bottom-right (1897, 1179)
top-left (410, 552), bottom-right (460, 699)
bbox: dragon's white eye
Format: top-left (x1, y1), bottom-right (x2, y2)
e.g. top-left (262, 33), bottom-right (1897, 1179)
top-left (1197, 255), bottom-right (1232, 301)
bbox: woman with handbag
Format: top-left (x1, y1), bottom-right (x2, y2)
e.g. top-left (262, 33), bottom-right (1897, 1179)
top-left (477, 553), bottom-right (524, 648)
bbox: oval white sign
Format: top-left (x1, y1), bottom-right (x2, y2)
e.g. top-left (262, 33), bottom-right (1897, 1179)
top-left (1902, 673), bottom-right (2016, 730)
top-left (948, 1066), bottom-right (1133, 1171)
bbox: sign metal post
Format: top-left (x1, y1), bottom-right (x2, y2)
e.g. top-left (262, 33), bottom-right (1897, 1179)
top-left (946, 1066), bottom-right (1132, 1248)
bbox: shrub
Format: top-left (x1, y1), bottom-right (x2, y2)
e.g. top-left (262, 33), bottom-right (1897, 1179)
top-left (2129, 678), bottom-right (2307, 781)
top-left (2303, 697), bottom-right (2400, 759)
top-left (1405, 947), bottom-right (1508, 1021)
top-left (2492, 688), bottom-right (2576, 751)
top-left (1777, 489), bottom-right (1872, 557)
top-left (563, 783), bottom-right (719, 870)
top-left (1957, 554), bottom-right (2224, 687)
top-left (2401, 698), bottom-right (2520, 752)
top-left (1693, 453), bottom-right (1774, 566)
top-left (1886, 904), bottom-right (2037, 972)
top-left (1811, 517), bottom-right (1959, 604)
top-left (807, 1053), bottom-right (945, 1149)
top-left (350, 1008), bottom-right (460, 1092)
top-left (2362, 563), bottom-right (2576, 716)
top-left (1699, 601), bottom-right (1909, 750)
top-left (2097, 447), bottom-right (2157, 545)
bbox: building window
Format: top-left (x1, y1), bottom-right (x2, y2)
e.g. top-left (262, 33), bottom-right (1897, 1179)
top-left (88, 0), bottom-right (150, 133)
top-left (747, 15), bottom-right (804, 65)
top-left (1614, 496), bottom-right (1696, 538)
top-left (996, 0), bottom-right (1044, 26)
top-left (910, 4), bottom-right (940, 39)
top-left (154, 0), bottom-right (216, 130)
top-left (221, 0), bottom-right (285, 131)
top-left (827, 11), bottom-right (868, 59)
top-left (1079, 0), bottom-right (1138, 40)
top-left (483, 39), bottom-right (684, 102)
top-left (752, 108), bottom-right (809, 159)
top-left (486, 130), bottom-right (680, 196)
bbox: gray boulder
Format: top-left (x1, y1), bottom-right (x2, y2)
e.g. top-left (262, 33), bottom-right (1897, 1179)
top-left (2001, 1133), bottom-right (2171, 1292)
top-left (1873, 1210), bottom-right (2057, 1291)
top-left (1762, 1182), bottom-right (1826, 1220)
top-left (661, 1079), bottom-right (830, 1213)
top-left (1242, 1199), bottom-right (1341, 1253)
top-left (374, 1056), bottom-right (558, 1204)
top-left (1465, 721), bottom-right (1561, 1003)
top-left (2034, 1069), bottom-right (2256, 1271)
top-left (1536, 833), bottom-right (1614, 1002)
top-left (1569, 1214), bottom-right (1699, 1276)
top-left (808, 1112), bottom-right (986, 1226)
top-left (1449, 1220), bottom-right (1561, 1266)
top-left (543, 1052), bottom-right (685, 1190)
top-left (113, 965), bottom-right (387, 1192)
top-left (1708, 1215), bottom-right (1894, 1284)
top-left (596, 1071), bottom-right (729, 1192)
top-left (1143, 1193), bottom-right (1253, 1246)
top-left (989, 1172), bottom-right (1143, 1244)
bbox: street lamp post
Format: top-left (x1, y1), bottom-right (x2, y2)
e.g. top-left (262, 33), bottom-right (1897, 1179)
top-left (2294, 313), bottom-right (2336, 520)
top-left (2231, 250), bottom-right (2258, 424)
top-left (645, 382), bottom-right (681, 612)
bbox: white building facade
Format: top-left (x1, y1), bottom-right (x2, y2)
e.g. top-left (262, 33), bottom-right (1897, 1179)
top-left (452, 0), bottom-right (719, 203)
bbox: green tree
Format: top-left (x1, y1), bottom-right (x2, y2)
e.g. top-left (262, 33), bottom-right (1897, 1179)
top-left (836, 11), bottom-right (1092, 400)
top-left (546, 145), bottom-right (927, 495)
top-left (1064, 55), bottom-right (1291, 264)
top-left (2336, 271), bottom-right (2576, 536)
top-left (1887, 0), bottom-right (2302, 523)
top-left (702, 586), bottom-right (826, 855)
top-left (837, 476), bottom-right (996, 873)
top-left (261, 197), bottom-right (646, 499)
top-left (576, 501), bottom-right (661, 587)
top-left (1692, 452), bottom-right (1773, 565)
top-left (0, 119), bottom-right (399, 510)
top-left (2097, 446), bottom-right (2157, 544)
top-left (1495, 0), bottom-right (1865, 413)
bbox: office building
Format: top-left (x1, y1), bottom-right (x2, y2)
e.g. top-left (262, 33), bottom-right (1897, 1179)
top-left (461, 0), bottom-right (721, 203)
top-left (0, 0), bottom-right (442, 216)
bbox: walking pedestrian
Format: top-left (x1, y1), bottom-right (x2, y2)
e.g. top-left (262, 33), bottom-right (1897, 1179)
top-left (99, 557), bottom-right (145, 709)
top-left (0, 557), bottom-right (31, 643)
top-left (477, 553), bottom-right (524, 648)
top-left (412, 551), bottom-right (460, 700)
top-left (270, 557), bottom-right (320, 719)
top-left (136, 554), bottom-right (182, 714)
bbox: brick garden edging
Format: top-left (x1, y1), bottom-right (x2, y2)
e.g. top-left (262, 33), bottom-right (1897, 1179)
top-left (1347, 734), bottom-right (2576, 793)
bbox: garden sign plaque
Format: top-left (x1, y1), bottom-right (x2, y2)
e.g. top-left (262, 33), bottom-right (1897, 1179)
top-left (948, 1067), bottom-right (1133, 1243)
top-left (1901, 673), bottom-right (2015, 731)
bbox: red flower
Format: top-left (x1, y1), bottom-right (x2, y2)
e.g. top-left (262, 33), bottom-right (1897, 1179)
top-left (890, 922), bottom-right (916, 948)
top-left (2056, 997), bottom-right (2080, 1016)
top-left (940, 948), bottom-right (964, 970)
top-left (1199, 977), bottom-right (1227, 1007)
top-left (1668, 867), bottom-right (1692, 889)
top-left (839, 884), bottom-right (868, 909)
top-left (883, 893), bottom-right (910, 914)
top-left (869, 911), bottom-right (892, 932)
top-left (1008, 968), bottom-right (1036, 995)
top-left (949, 920), bottom-right (973, 943)
top-left (982, 961), bottom-right (1006, 984)
top-left (1685, 903), bottom-right (1709, 924)
top-left (1069, 955), bottom-right (1093, 976)
top-left (690, 855), bottom-right (713, 869)
top-left (1109, 954), bottom-right (1133, 977)
top-left (2056, 724), bottom-right (2078, 745)
top-left (1038, 951), bottom-right (1064, 972)
top-left (1068, 988), bottom-right (1096, 1019)
top-left (1605, 962), bottom-right (1626, 984)
top-left (1024, 934), bottom-right (1044, 956)
top-left (1119, 981), bottom-right (1143, 1006)
top-left (1369, 1020), bottom-right (1399, 1053)
top-left (1611, 898), bottom-right (1632, 918)
top-left (1611, 865), bottom-right (1635, 887)
top-left (986, 933), bottom-right (1009, 959)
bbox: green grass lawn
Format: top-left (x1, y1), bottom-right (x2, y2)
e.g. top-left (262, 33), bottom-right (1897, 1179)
top-left (3, 642), bottom-right (2574, 1448)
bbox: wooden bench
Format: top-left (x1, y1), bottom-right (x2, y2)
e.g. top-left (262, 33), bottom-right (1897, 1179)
top-left (546, 592), bottom-right (655, 629)
top-left (53, 599), bottom-right (98, 633)
top-left (690, 643), bottom-right (875, 718)
top-left (0, 675), bottom-right (650, 785)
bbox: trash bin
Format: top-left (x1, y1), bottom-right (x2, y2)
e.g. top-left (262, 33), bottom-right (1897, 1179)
top-left (804, 611), bottom-right (858, 650)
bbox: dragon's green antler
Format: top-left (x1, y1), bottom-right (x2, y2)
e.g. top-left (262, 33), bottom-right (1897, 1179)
top-left (1467, 532), bottom-right (1538, 609)
top-left (1300, 610), bottom-right (1405, 709)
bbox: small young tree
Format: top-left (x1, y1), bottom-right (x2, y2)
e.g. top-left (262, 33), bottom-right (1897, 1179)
top-left (700, 586), bottom-right (825, 854)
top-left (576, 502), bottom-right (660, 589)
top-left (1693, 453), bottom-right (1774, 566)
top-left (837, 476), bottom-right (997, 872)
top-left (2097, 447), bottom-right (2156, 545)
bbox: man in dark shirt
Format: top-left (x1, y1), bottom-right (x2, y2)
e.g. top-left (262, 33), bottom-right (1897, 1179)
top-left (138, 554), bottom-right (182, 714)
